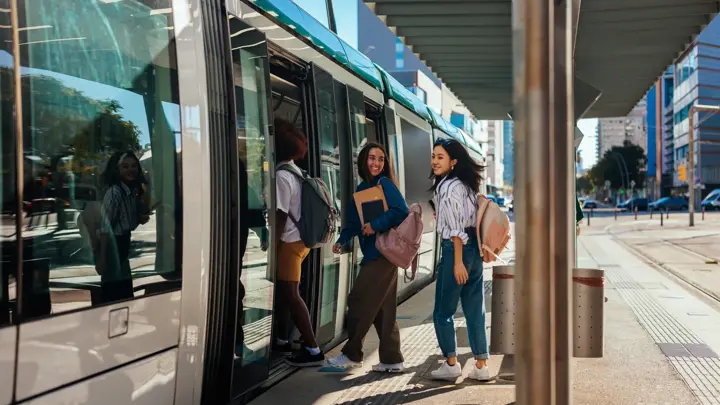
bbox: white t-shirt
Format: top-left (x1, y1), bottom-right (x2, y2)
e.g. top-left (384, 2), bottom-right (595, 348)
top-left (276, 161), bottom-right (303, 243)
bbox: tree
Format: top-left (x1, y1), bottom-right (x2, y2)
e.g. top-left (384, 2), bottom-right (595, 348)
top-left (576, 174), bottom-right (593, 195)
top-left (1, 67), bottom-right (141, 177)
top-left (587, 140), bottom-right (647, 190)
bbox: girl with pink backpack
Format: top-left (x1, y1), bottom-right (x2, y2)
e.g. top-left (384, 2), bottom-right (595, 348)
top-left (327, 142), bottom-right (409, 373)
top-left (429, 138), bottom-right (492, 382)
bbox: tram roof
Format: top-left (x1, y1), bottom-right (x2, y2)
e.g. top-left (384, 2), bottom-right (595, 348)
top-left (365, 0), bottom-right (719, 119)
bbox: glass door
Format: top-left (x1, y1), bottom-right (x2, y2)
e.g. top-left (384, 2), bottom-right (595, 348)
top-left (309, 65), bottom-right (342, 346)
top-left (347, 88), bottom-right (368, 282)
top-left (228, 17), bottom-right (276, 397)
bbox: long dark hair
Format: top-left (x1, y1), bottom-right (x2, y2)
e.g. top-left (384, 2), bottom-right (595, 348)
top-left (357, 142), bottom-right (396, 184)
top-left (429, 138), bottom-right (484, 194)
top-left (101, 150), bottom-right (147, 190)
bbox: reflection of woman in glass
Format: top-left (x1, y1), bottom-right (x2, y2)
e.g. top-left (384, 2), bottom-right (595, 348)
top-left (97, 151), bottom-right (149, 302)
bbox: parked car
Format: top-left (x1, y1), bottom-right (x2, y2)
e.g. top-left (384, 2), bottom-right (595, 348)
top-left (617, 197), bottom-right (648, 212)
top-left (648, 196), bottom-right (688, 211)
top-left (582, 199), bottom-right (598, 209)
top-left (497, 197), bottom-right (506, 207)
top-left (701, 192), bottom-right (720, 211)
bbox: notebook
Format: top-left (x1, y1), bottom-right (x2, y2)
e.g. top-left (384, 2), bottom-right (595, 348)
top-left (354, 185), bottom-right (388, 224)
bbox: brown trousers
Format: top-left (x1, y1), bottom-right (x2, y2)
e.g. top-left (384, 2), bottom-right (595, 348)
top-left (342, 256), bottom-right (404, 364)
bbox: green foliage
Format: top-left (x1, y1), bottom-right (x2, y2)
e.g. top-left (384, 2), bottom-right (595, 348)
top-left (587, 141), bottom-right (647, 190)
top-left (1, 68), bottom-right (141, 176)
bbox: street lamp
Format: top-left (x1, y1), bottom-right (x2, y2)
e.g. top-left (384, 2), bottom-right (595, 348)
top-left (687, 104), bottom-right (720, 226)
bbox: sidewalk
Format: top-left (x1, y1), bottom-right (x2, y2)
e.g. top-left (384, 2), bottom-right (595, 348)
top-left (249, 229), bottom-right (712, 405)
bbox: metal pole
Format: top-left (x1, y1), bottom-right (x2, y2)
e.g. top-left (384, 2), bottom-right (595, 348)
top-left (513, 0), bottom-right (573, 403)
top-left (689, 108), bottom-right (695, 227)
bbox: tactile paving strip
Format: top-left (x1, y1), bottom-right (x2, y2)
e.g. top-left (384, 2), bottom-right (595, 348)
top-left (586, 238), bottom-right (720, 405)
top-left (333, 267), bottom-right (494, 405)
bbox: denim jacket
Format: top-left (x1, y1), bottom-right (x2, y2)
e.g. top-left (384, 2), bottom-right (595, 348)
top-left (336, 176), bottom-right (408, 264)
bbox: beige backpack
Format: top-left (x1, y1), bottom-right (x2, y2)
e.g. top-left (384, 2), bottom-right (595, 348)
top-left (475, 195), bottom-right (511, 263)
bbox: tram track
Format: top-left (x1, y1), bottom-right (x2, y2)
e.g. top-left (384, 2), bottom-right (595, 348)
top-left (609, 230), bottom-right (720, 308)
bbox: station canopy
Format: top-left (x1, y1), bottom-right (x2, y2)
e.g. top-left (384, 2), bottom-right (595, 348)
top-left (364, 0), bottom-right (718, 119)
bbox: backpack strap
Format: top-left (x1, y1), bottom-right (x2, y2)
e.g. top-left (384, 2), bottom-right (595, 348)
top-left (405, 254), bottom-right (419, 282)
top-left (275, 163), bottom-right (305, 227)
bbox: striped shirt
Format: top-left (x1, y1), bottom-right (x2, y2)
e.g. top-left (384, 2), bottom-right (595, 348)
top-left (101, 182), bottom-right (139, 235)
top-left (434, 176), bottom-right (477, 245)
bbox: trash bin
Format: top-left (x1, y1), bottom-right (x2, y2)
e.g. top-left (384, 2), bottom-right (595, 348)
top-left (490, 265), bottom-right (515, 355)
top-left (573, 268), bottom-right (605, 358)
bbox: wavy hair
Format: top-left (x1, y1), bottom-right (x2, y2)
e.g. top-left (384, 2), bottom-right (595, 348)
top-left (357, 142), bottom-right (396, 185)
top-left (429, 138), bottom-right (484, 194)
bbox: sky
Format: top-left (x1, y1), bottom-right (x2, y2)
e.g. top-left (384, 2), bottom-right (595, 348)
top-left (577, 118), bottom-right (598, 169)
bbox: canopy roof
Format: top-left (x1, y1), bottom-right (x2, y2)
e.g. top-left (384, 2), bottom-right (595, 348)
top-left (365, 0), bottom-right (718, 119)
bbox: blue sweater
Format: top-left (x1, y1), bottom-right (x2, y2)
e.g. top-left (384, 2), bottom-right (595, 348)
top-left (336, 176), bottom-right (409, 264)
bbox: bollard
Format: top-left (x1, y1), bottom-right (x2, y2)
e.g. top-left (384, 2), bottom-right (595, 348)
top-left (614, 209), bottom-right (617, 220)
top-left (702, 206), bottom-right (705, 221)
top-left (573, 268), bottom-right (605, 358)
top-left (490, 265), bottom-right (515, 356)
top-left (586, 211), bottom-right (590, 226)
top-left (661, 211), bottom-right (664, 226)
top-left (666, 208), bottom-right (669, 219)
top-left (634, 206), bottom-right (638, 220)
top-left (650, 207), bottom-right (653, 219)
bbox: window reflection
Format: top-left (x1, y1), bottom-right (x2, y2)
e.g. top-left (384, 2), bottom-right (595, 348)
top-left (3, 0), bottom-right (182, 321)
top-left (0, 0), bottom-right (16, 327)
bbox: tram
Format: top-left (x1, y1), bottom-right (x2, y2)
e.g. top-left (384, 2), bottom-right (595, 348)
top-left (0, 0), bottom-right (484, 404)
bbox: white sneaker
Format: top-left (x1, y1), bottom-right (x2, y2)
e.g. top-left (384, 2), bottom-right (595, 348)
top-left (326, 353), bottom-right (362, 369)
top-left (372, 362), bottom-right (405, 373)
top-left (468, 365), bottom-right (492, 382)
top-left (430, 361), bottom-right (462, 381)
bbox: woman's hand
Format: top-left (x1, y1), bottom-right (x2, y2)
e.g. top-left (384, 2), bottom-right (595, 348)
top-left (362, 223), bottom-right (375, 236)
top-left (454, 262), bottom-right (469, 285)
top-left (332, 243), bottom-right (342, 254)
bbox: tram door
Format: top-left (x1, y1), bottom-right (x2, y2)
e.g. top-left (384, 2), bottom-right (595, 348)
top-left (305, 65), bottom-right (352, 347)
top-left (229, 16), bottom-right (277, 398)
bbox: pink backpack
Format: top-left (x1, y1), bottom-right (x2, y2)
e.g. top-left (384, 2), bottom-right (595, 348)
top-left (375, 203), bottom-right (424, 281)
top-left (475, 195), bottom-right (511, 263)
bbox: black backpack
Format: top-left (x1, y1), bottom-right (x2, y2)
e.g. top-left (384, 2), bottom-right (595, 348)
top-left (277, 164), bottom-right (338, 248)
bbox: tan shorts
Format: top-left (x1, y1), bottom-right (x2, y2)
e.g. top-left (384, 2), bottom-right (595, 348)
top-left (276, 240), bottom-right (309, 282)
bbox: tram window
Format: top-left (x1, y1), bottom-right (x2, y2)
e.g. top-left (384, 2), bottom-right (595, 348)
top-left (10, 0), bottom-right (181, 321)
top-left (1, 0), bottom-right (16, 325)
top-left (399, 120), bottom-right (435, 281)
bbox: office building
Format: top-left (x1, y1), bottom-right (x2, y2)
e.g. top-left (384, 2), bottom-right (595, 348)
top-left (486, 120), bottom-right (505, 191)
top-left (596, 98), bottom-right (647, 160)
top-left (670, 19), bottom-right (720, 199)
top-left (503, 121), bottom-right (514, 188)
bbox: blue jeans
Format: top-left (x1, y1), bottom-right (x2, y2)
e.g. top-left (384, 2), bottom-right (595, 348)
top-left (433, 238), bottom-right (489, 360)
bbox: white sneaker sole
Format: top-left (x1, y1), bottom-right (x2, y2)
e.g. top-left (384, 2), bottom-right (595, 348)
top-left (326, 361), bottom-right (363, 369)
top-left (430, 372), bottom-right (462, 381)
top-left (372, 365), bottom-right (405, 373)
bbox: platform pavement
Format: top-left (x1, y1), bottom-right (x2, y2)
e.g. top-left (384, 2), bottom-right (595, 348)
top-left (247, 226), bottom-right (720, 405)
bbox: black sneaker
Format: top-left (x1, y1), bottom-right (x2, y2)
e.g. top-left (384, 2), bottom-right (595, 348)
top-left (286, 349), bottom-right (325, 367)
top-left (273, 341), bottom-right (293, 354)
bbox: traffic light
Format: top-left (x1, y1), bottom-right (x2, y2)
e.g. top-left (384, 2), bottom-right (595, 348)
top-left (678, 164), bottom-right (687, 182)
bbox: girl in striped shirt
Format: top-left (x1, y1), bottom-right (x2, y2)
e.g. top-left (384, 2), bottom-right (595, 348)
top-left (429, 138), bottom-right (492, 382)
